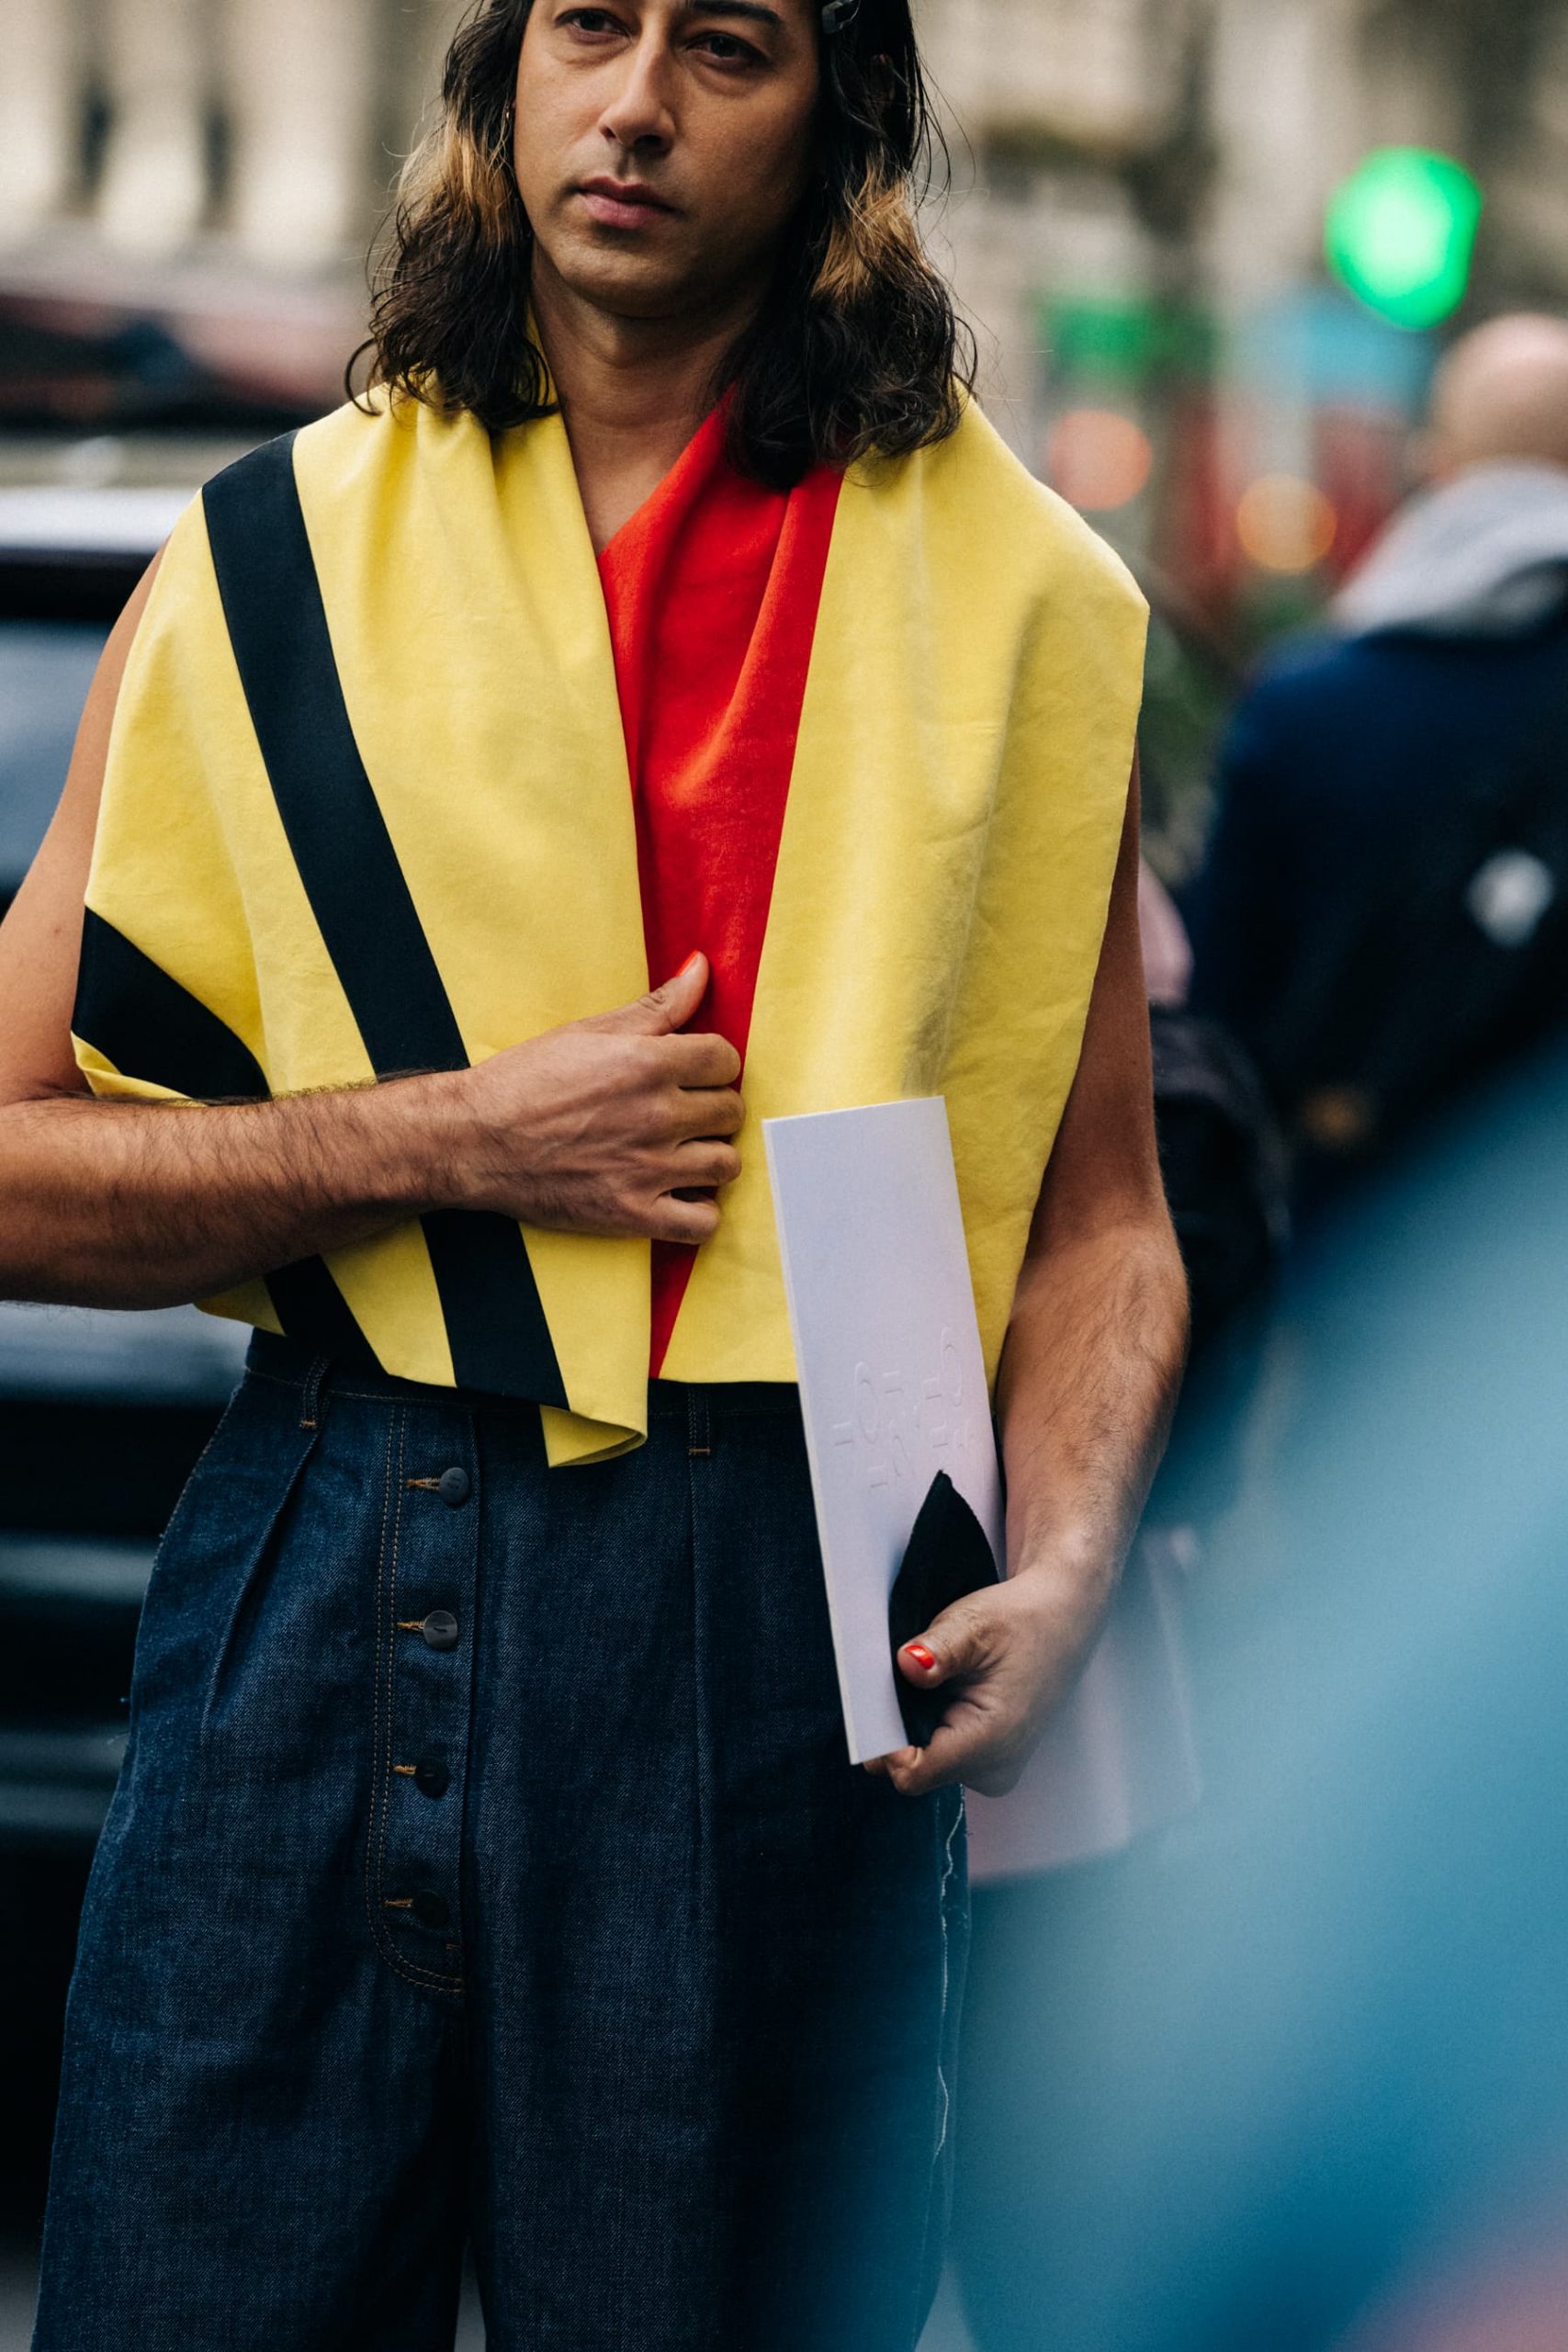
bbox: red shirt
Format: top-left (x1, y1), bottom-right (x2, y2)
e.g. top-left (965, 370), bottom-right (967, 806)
top-left (598, 410), bottom-right (842, 1374)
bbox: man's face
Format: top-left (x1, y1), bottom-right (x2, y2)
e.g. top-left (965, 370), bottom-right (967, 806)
top-left (513, 0), bottom-right (821, 322)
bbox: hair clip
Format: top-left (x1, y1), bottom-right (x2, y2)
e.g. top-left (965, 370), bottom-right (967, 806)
top-left (821, 0), bottom-right (861, 31)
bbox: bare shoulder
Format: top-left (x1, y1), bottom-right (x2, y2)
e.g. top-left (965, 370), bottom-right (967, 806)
top-left (0, 552), bottom-right (164, 1106)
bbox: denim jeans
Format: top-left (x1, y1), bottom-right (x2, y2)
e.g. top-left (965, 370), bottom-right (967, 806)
top-left (35, 1333), bottom-right (966, 2352)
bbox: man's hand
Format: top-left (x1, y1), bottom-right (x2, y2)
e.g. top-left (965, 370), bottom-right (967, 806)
top-left (864, 1556), bottom-right (1116, 1798)
top-left (446, 951), bottom-right (745, 1242)
top-left (0, 943), bottom-right (744, 1309)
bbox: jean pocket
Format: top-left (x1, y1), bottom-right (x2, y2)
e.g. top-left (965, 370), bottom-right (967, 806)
top-left (142, 1369), bottom-right (252, 1583)
top-left (125, 1375), bottom-right (323, 1761)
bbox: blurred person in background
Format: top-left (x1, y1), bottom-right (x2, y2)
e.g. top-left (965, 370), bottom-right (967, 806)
top-left (1188, 313), bottom-right (1568, 1204)
top-left (952, 865), bottom-right (1284, 2352)
top-left (0, 0), bottom-right (1182, 2344)
top-left (941, 1027), bottom-right (1568, 2351)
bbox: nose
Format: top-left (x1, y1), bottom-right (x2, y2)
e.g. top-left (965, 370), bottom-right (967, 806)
top-left (597, 33), bottom-right (676, 156)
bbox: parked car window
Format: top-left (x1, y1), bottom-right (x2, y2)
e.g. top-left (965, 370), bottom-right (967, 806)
top-left (0, 620), bottom-right (107, 904)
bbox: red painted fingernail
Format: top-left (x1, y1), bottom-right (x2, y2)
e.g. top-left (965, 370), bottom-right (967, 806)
top-left (905, 1643), bottom-right (938, 1673)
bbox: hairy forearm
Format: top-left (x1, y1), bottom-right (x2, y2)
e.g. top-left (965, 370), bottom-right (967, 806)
top-left (0, 1080), bottom-right (457, 1310)
top-left (0, 958), bottom-right (747, 1309)
top-left (997, 1216), bottom-right (1190, 1611)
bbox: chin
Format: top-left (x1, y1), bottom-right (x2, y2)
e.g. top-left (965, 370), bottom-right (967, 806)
top-left (540, 235), bottom-right (714, 323)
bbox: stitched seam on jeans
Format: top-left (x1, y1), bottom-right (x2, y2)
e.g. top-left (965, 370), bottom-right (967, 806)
top-left (374, 1413), bottom-right (402, 1924)
top-left (378, 1414), bottom-right (462, 1993)
top-left (245, 1364), bottom-right (536, 1416)
top-left (362, 1408), bottom-right (396, 1966)
top-left (364, 1413), bottom-right (462, 1994)
top-left (655, 1399), bottom-right (797, 1422)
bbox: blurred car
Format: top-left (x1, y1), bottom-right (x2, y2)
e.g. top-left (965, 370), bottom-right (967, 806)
top-left (0, 479), bottom-right (188, 894)
top-left (0, 478), bottom-right (249, 2210)
top-left (0, 279), bottom-right (343, 438)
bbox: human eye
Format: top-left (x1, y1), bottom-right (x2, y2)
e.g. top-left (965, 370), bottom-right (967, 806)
top-left (558, 6), bottom-right (628, 39)
top-left (690, 25), bottom-right (766, 65)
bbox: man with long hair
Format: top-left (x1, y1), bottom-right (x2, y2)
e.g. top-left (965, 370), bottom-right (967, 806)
top-left (5, 1), bottom-right (1187, 2343)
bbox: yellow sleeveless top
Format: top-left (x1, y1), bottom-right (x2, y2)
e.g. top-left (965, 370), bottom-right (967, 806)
top-left (73, 394), bottom-right (1146, 1465)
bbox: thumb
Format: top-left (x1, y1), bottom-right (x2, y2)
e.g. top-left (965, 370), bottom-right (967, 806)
top-left (897, 1599), bottom-right (992, 1690)
top-left (605, 951), bottom-right (709, 1036)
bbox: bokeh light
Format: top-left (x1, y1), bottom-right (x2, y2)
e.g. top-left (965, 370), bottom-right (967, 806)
top-left (1325, 147), bottom-right (1484, 331)
top-left (1045, 409), bottom-right (1155, 512)
top-left (1236, 474), bottom-right (1339, 573)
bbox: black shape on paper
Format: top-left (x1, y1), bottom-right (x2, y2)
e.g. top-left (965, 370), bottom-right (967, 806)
top-left (888, 1469), bottom-right (1000, 1747)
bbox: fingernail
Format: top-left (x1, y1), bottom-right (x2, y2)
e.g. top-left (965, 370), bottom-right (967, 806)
top-left (905, 1643), bottom-right (938, 1673)
top-left (677, 950), bottom-right (704, 978)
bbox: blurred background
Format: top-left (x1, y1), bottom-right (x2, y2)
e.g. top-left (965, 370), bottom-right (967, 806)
top-left (5, 0), bottom-right (1566, 854)
top-left (8, 2), bottom-right (1568, 2348)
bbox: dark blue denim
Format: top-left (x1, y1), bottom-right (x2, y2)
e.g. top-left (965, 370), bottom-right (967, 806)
top-left (35, 1333), bottom-right (966, 2351)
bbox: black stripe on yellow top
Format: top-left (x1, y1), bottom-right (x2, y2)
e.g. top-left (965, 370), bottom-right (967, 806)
top-left (72, 906), bottom-right (374, 1365)
top-left (202, 437), bottom-right (567, 1408)
top-left (75, 906), bottom-right (267, 1103)
top-left (265, 1256), bottom-right (379, 1368)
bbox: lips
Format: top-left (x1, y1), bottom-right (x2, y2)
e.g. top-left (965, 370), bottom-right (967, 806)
top-left (577, 178), bottom-right (676, 229)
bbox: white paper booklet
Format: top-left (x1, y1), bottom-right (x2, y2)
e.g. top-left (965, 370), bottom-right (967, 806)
top-left (763, 1097), bottom-right (1004, 1765)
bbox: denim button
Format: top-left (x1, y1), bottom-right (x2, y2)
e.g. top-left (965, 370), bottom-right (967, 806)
top-left (414, 1758), bottom-right (450, 1799)
top-left (412, 1892), bottom-right (449, 1928)
top-left (437, 1467), bottom-right (470, 1508)
top-left (421, 1611), bottom-right (459, 1652)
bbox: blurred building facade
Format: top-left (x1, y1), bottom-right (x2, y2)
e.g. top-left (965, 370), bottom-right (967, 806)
top-left (0, 0), bottom-right (455, 271)
top-left (928, 0), bottom-right (1568, 594)
top-left (5, 0), bottom-right (1568, 608)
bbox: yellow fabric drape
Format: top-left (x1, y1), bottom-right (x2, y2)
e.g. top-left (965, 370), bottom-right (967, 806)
top-left (73, 394), bottom-right (1146, 1465)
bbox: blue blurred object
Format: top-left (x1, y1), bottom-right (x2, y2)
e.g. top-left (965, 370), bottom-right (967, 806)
top-left (1232, 284), bottom-right (1436, 413)
top-left (0, 624), bottom-right (106, 897)
top-left (955, 1040), bottom-right (1568, 2349)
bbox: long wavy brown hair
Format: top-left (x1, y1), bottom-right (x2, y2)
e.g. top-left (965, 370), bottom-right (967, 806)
top-left (356, 0), bottom-right (973, 487)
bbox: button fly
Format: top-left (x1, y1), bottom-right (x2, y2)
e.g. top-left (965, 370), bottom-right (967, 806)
top-left (421, 1610), bottom-right (459, 1652)
top-left (437, 1467), bottom-right (470, 1508)
top-left (412, 1892), bottom-right (449, 1929)
top-left (414, 1758), bottom-right (450, 1799)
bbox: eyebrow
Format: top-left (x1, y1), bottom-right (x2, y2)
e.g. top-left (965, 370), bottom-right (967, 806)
top-left (679, 0), bottom-right (788, 28)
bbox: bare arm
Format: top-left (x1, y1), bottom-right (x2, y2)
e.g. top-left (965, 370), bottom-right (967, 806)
top-left (872, 762), bottom-right (1190, 1795)
top-left (0, 564), bottom-right (745, 1310)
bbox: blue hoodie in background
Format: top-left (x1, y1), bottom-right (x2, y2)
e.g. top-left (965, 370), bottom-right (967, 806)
top-left (1187, 462), bottom-right (1568, 1102)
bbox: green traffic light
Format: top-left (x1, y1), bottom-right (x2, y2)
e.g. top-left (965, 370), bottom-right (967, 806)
top-left (1325, 148), bottom-right (1483, 331)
